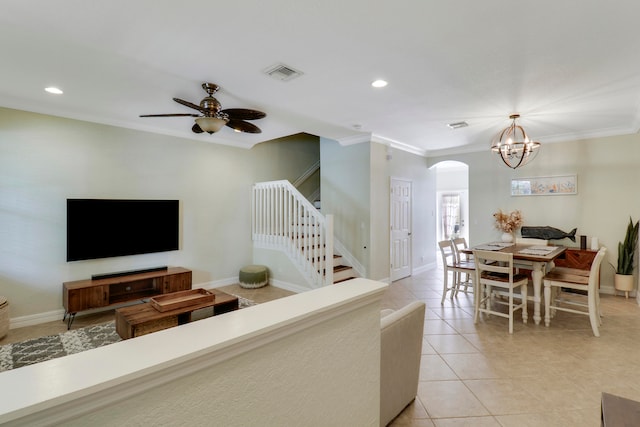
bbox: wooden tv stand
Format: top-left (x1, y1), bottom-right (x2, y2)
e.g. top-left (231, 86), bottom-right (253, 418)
top-left (63, 267), bottom-right (192, 328)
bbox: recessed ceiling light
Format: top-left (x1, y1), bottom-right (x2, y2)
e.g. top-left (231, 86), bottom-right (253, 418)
top-left (371, 79), bottom-right (388, 88)
top-left (45, 87), bottom-right (63, 95)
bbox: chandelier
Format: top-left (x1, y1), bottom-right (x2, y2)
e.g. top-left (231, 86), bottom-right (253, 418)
top-left (490, 114), bottom-right (541, 169)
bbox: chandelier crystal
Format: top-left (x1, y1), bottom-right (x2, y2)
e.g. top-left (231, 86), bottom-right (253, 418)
top-left (490, 114), bottom-right (541, 169)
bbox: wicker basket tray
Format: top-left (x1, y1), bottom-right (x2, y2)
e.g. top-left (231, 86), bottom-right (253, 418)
top-left (150, 289), bottom-right (215, 312)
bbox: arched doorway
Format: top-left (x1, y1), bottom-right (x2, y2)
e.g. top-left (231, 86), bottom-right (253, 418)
top-left (432, 161), bottom-right (470, 247)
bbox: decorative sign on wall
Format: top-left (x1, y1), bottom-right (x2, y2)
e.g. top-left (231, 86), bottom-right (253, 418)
top-left (511, 174), bottom-right (577, 196)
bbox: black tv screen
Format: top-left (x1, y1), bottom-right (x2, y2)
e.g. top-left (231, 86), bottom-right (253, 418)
top-left (67, 199), bottom-right (179, 261)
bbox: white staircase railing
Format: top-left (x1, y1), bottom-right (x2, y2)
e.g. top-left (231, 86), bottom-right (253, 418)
top-left (252, 180), bottom-right (333, 287)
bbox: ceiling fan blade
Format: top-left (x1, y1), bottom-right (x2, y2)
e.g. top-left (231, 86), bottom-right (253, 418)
top-left (192, 123), bottom-right (204, 134)
top-left (221, 108), bottom-right (266, 121)
top-left (173, 97), bottom-right (205, 112)
top-left (227, 119), bottom-right (262, 134)
top-left (140, 113), bottom-right (200, 117)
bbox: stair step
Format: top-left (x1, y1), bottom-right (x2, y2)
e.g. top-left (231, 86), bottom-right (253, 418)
top-left (332, 265), bottom-right (355, 283)
top-left (333, 276), bottom-right (357, 284)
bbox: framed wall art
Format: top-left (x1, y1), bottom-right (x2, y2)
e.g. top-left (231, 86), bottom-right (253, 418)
top-left (511, 174), bottom-right (577, 196)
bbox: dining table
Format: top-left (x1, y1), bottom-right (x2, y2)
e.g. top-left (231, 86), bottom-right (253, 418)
top-left (465, 242), bottom-right (567, 325)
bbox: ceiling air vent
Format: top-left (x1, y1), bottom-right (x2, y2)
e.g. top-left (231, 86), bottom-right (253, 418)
top-left (263, 63), bottom-right (304, 81)
top-left (447, 121), bottom-right (469, 129)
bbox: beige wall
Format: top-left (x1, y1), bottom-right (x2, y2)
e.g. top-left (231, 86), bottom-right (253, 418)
top-left (428, 133), bottom-right (640, 293)
top-left (321, 138), bottom-right (437, 282)
top-left (387, 145), bottom-right (438, 274)
top-left (369, 142), bottom-right (390, 280)
top-left (320, 138), bottom-right (372, 276)
top-left (0, 108), bottom-right (319, 319)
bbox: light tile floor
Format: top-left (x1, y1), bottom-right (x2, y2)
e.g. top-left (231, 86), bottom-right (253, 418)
top-left (3, 272), bottom-right (640, 427)
top-left (384, 267), bottom-right (640, 427)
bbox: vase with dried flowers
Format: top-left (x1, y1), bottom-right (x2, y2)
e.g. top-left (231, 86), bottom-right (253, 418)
top-left (493, 209), bottom-right (523, 242)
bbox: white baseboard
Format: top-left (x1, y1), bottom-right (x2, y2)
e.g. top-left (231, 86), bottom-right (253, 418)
top-left (199, 277), bottom-right (307, 294)
top-left (412, 262), bottom-right (437, 277)
top-left (10, 309), bottom-right (66, 330)
top-left (9, 277), bottom-right (240, 330)
top-left (196, 276), bottom-right (241, 290)
top-left (269, 278), bottom-right (310, 294)
top-left (599, 284), bottom-right (638, 299)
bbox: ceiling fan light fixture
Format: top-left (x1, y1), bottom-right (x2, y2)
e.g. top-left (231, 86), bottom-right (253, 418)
top-left (195, 116), bottom-right (229, 134)
top-left (490, 114), bottom-right (541, 169)
top-left (140, 82), bottom-right (265, 135)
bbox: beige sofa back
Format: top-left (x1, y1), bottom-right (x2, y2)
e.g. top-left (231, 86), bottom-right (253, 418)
top-left (380, 301), bottom-right (426, 426)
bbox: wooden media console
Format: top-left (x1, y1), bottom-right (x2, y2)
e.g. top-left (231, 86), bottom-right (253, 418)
top-left (63, 267), bottom-right (192, 328)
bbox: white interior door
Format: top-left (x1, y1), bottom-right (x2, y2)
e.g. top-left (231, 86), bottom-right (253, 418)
top-left (390, 178), bottom-right (412, 281)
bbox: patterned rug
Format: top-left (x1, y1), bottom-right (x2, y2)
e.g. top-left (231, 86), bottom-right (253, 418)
top-left (0, 296), bottom-right (255, 372)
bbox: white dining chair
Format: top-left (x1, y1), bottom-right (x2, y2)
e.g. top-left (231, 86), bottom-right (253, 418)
top-left (473, 249), bottom-right (529, 334)
top-left (438, 240), bottom-right (475, 304)
top-left (543, 247), bottom-right (606, 337)
top-left (451, 237), bottom-right (474, 295)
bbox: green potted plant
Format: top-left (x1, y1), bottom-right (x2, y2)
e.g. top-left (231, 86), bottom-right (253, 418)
top-left (613, 217), bottom-right (639, 298)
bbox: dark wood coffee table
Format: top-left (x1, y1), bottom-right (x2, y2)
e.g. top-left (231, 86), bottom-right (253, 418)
top-left (115, 289), bottom-right (239, 339)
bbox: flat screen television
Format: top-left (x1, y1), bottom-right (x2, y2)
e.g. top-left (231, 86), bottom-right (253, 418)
top-left (67, 199), bottom-right (179, 261)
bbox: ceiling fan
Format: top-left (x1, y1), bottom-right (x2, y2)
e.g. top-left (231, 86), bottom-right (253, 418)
top-left (140, 83), bottom-right (266, 134)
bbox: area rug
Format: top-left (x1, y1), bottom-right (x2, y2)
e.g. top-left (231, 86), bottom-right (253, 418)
top-left (0, 296), bottom-right (255, 372)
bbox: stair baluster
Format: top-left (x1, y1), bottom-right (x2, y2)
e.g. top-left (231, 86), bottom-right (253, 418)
top-left (253, 180), bottom-right (334, 287)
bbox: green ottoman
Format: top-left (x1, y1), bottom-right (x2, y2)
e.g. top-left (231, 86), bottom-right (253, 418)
top-left (239, 265), bottom-right (269, 289)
